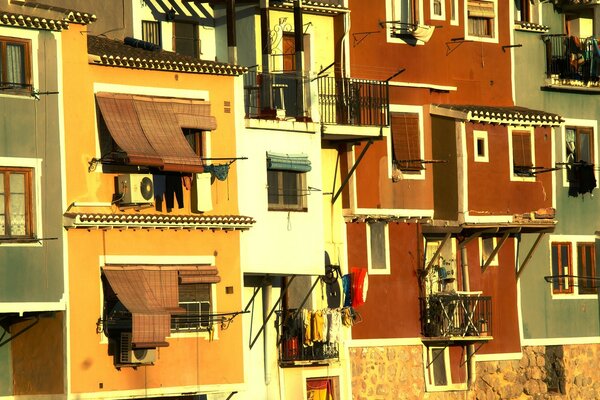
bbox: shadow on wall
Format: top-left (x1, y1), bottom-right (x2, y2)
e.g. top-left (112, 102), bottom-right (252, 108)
top-left (545, 345), bottom-right (566, 395)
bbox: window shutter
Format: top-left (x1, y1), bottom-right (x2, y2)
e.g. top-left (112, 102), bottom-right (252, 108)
top-left (391, 112), bottom-right (421, 171)
top-left (512, 130), bottom-right (532, 168)
top-left (468, 0), bottom-right (495, 18)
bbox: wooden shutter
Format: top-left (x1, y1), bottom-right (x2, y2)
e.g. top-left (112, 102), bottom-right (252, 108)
top-left (512, 130), bottom-right (532, 168)
top-left (282, 33), bottom-right (295, 72)
top-left (391, 112), bottom-right (421, 171)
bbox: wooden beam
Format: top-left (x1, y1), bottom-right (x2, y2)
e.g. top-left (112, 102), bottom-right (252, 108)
top-left (516, 233), bottom-right (546, 279)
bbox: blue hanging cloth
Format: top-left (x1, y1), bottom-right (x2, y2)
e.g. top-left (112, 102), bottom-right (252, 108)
top-left (204, 164), bottom-right (230, 181)
top-left (342, 274), bottom-right (353, 308)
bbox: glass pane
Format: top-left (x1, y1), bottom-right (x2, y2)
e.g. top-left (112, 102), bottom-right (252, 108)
top-left (6, 43), bottom-right (25, 86)
top-left (267, 170), bottom-right (279, 205)
top-left (0, 193), bottom-right (4, 235)
top-left (565, 128), bottom-right (576, 161)
top-left (282, 171), bottom-right (299, 206)
top-left (551, 245), bottom-right (560, 291)
top-left (370, 222), bottom-right (387, 270)
top-left (174, 22), bottom-right (198, 58)
top-left (10, 173), bottom-right (24, 193)
top-left (431, 348), bottom-right (448, 386)
top-left (482, 238), bottom-right (494, 262)
top-left (9, 173), bottom-right (26, 236)
top-left (578, 132), bottom-right (592, 163)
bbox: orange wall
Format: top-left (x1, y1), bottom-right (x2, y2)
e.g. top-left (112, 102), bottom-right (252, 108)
top-left (466, 124), bottom-right (553, 215)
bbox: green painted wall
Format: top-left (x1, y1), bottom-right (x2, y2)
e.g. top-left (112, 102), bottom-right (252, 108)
top-left (0, 325), bottom-right (13, 396)
top-left (0, 30), bottom-right (64, 303)
top-left (514, 4), bottom-right (600, 340)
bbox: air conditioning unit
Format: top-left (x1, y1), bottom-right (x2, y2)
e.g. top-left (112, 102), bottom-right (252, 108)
top-left (119, 332), bottom-right (156, 365)
top-left (117, 174), bottom-right (154, 204)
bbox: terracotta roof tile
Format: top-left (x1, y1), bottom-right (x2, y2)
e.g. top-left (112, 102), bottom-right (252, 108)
top-left (432, 104), bottom-right (563, 127)
top-left (87, 35), bottom-right (246, 76)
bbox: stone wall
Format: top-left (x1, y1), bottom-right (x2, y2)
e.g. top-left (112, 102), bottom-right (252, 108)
top-left (349, 344), bottom-right (600, 400)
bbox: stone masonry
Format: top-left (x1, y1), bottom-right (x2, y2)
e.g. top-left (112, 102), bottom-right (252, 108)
top-left (349, 344), bottom-right (600, 400)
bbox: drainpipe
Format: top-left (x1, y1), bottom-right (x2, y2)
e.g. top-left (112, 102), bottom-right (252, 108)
top-left (293, 0), bottom-right (306, 119)
top-left (460, 244), bottom-right (476, 387)
top-left (260, 0), bottom-right (273, 111)
top-left (262, 279), bottom-right (273, 386)
top-left (226, 0), bottom-right (237, 64)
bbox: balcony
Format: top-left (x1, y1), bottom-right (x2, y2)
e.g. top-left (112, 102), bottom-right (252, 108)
top-left (543, 34), bottom-right (600, 90)
top-left (419, 292), bottom-right (493, 342)
top-left (244, 71), bottom-right (311, 121)
top-left (277, 309), bottom-right (340, 367)
top-left (318, 76), bottom-right (388, 127)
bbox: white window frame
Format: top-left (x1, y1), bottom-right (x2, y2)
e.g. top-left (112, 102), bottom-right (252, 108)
top-left (367, 220), bottom-right (391, 275)
top-left (450, 0), bottom-right (459, 25)
top-left (430, 0), bottom-right (446, 20)
top-left (514, 0), bottom-right (542, 26)
top-left (388, 104), bottom-right (426, 180)
top-left (386, 0), bottom-right (426, 45)
top-left (508, 126), bottom-right (536, 182)
top-left (479, 237), bottom-right (498, 267)
top-left (99, 255), bottom-right (219, 343)
top-left (473, 130), bottom-right (489, 162)
top-left (549, 235), bottom-right (598, 299)
top-left (464, 0), bottom-right (499, 43)
top-left (0, 157), bottom-right (42, 247)
top-left (560, 119), bottom-right (598, 188)
top-left (423, 346), bottom-right (467, 392)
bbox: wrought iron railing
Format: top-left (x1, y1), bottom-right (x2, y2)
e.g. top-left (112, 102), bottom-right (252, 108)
top-left (243, 71), bottom-right (311, 120)
top-left (419, 293), bottom-right (492, 338)
top-left (543, 34), bottom-right (600, 85)
top-left (318, 76), bottom-right (388, 127)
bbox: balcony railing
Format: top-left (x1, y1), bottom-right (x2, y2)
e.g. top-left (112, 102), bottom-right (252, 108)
top-left (543, 34), bottom-right (600, 87)
top-left (318, 76), bottom-right (388, 127)
top-left (277, 309), bottom-right (340, 366)
top-left (243, 71), bottom-right (311, 121)
top-left (419, 292), bottom-right (492, 339)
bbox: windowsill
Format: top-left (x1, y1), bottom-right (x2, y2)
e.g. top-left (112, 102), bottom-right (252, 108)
top-left (268, 207), bottom-right (308, 212)
top-left (514, 22), bottom-right (549, 33)
top-left (542, 82), bottom-right (600, 93)
top-left (510, 173), bottom-right (536, 182)
top-left (0, 237), bottom-right (42, 247)
top-left (551, 293), bottom-right (598, 300)
top-left (169, 330), bottom-right (217, 340)
top-left (464, 34), bottom-right (498, 44)
top-left (245, 117), bottom-right (317, 133)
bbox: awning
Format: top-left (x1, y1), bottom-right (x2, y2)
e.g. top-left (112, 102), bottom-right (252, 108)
top-left (267, 152), bottom-right (312, 172)
top-left (142, 0), bottom-right (212, 23)
top-left (103, 264), bottom-right (221, 348)
top-left (96, 92), bottom-right (217, 173)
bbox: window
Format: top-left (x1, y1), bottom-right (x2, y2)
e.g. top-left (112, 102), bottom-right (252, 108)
top-left (511, 129), bottom-right (534, 178)
top-left (514, 0), bottom-right (540, 25)
top-left (173, 21), bottom-right (199, 58)
top-left (467, 0), bottom-right (496, 39)
top-left (390, 0), bottom-right (418, 27)
top-left (473, 130), bottom-right (489, 162)
top-left (0, 167), bottom-right (33, 238)
top-left (306, 377), bottom-right (339, 400)
top-left (480, 237), bottom-right (498, 267)
top-left (551, 242), bottom-right (574, 294)
top-left (282, 32), bottom-right (296, 72)
top-left (577, 243), bottom-right (596, 295)
top-left (171, 283), bottom-right (212, 332)
top-left (431, 0), bottom-right (445, 20)
top-left (142, 20), bottom-right (161, 47)
top-left (450, 0), bottom-right (459, 25)
top-left (0, 36), bottom-right (32, 92)
top-left (391, 112), bottom-right (422, 174)
top-left (367, 221), bottom-right (390, 275)
top-left (267, 170), bottom-right (307, 211)
top-left (184, 129), bottom-right (205, 158)
top-left (424, 346), bottom-right (467, 391)
top-left (566, 126), bottom-right (593, 165)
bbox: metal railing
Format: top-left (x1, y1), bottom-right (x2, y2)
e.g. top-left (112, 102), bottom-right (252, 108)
top-left (318, 76), bottom-right (388, 127)
top-left (543, 34), bottom-right (600, 85)
top-left (243, 71), bottom-right (311, 120)
top-left (419, 293), bottom-right (492, 338)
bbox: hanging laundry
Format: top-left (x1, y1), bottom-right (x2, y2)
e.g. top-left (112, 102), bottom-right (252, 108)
top-left (342, 274), bottom-right (352, 307)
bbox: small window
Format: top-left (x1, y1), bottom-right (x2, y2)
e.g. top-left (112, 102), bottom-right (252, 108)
top-left (267, 170), bottom-right (307, 211)
top-left (480, 237), bottom-right (498, 267)
top-left (467, 0), bottom-right (496, 39)
top-left (577, 243), bottom-right (596, 295)
top-left (0, 167), bottom-right (34, 238)
top-left (424, 346), bottom-right (467, 391)
top-left (368, 221), bottom-right (390, 275)
top-left (391, 112), bottom-right (422, 173)
top-left (174, 21), bottom-right (199, 58)
top-left (282, 32), bottom-right (296, 72)
top-left (511, 129), bottom-right (534, 177)
top-left (566, 126), bottom-right (593, 165)
top-left (450, 0), bottom-right (459, 24)
top-left (431, 348), bottom-right (448, 386)
top-left (551, 242), bottom-right (573, 294)
top-left (184, 129), bottom-right (205, 158)
top-left (389, 0), bottom-right (419, 36)
top-left (473, 130), bottom-right (488, 162)
top-left (514, 0), bottom-right (540, 25)
top-left (0, 36), bottom-right (32, 93)
top-left (142, 20), bottom-right (161, 47)
top-left (171, 283), bottom-right (212, 332)
top-left (431, 0), bottom-right (445, 20)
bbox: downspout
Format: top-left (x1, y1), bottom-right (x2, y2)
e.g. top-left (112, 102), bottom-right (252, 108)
top-left (260, 0), bottom-right (273, 111)
top-left (294, 0), bottom-right (306, 119)
top-left (226, 0), bottom-right (237, 64)
top-left (262, 279), bottom-right (272, 386)
top-left (460, 244), bottom-right (476, 387)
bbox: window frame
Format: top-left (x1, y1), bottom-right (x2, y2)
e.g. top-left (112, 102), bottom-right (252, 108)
top-left (514, 0), bottom-right (541, 26)
top-left (465, 0), bottom-right (498, 43)
top-left (473, 130), bottom-right (489, 162)
top-left (508, 126), bottom-right (536, 182)
top-left (560, 120), bottom-right (598, 188)
top-left (0, 36), bottom-right (33, 94)
top-left (267, 169), bottom-right (308, 212)
top-left (450, 0), bottom-right (459, 25)
top-left (479, 237), bottom-right (498, 267)
top-left (367, 220), bottom-right (391, 275)
top-left (171, 283), bottom-right (212, 333)
top-left (173, 21), bottom-right (200, 58)
top-left (423, 346), bottom-right (467, 391)
top-left (430, 0), bottom-right (446, 21)
top-left (549, 237), bottom-right (598, 298)
top-left (386, 0), bottom-right (425, 44)
top-left (141, 20), bottom-right (161, 47)
top-left (389, 105), bottom-right (426, 180)
top-left (0, 166), bottom-right (34, 239)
